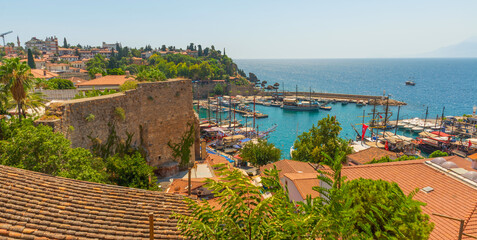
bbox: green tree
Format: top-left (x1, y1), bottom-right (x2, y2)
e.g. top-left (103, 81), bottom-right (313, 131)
top-left (199, 62), bottom-right (212, 80)
top-left (189, 64), bottom-right (200, 80)
top-left (105, 152), bottom-right (157, 189)
top-left (46, 78), bottom-right (75, 89)
top-left (0, 58), bottom-right (33, 120)
top-left (197, 45), bottom-right (203, 57)
top-left (63, 37), bottom-right (68, 48)
top-left (27, 49), bottom-right (36, 69)
top-left (135, 68), bottom-right (166, 82)
top-left (429, 150), bottom-right (448, 158)
top-left (367, 154), bottom-right (418, 164)
top-left (213, 83), bottom-right (224, 95)
top-left (0, 121), bottom-right (106, 183)
top-left (177, 62), bottom-right (190, 77)
top-left (175, 166), bottom-right (317, 239)
top-left (106, 68), bottom-right (125, 75)
top-left (120, 80), bottom-right (138, 91)
top-left (338, 178), bottom-right (434, 239)
top-left (86, 54), bottom-right (107, 78)
top-left (240, 138), bottom-right (281, 167)
top-left (293, 115), bottom-right (352, 164)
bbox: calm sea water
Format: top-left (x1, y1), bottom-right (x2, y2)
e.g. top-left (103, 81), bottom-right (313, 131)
top-left (208, 59), bottom-right (477, 158)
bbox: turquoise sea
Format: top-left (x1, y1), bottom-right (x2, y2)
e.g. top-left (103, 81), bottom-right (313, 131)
top-left (204, 59), bottom-right (477, 158)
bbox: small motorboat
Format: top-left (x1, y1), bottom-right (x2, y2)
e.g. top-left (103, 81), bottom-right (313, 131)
top-left (405, 81), bottom-right (416, 86)
top-left (341, 101), bottom-right (349, 105)
top-left (412, 126), bottom-right (424, 132)
top-left (320, 106), bottom-right (332, 111)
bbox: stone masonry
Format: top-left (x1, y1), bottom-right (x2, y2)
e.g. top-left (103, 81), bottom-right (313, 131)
top-left (37, 79), bottom-right (199, 177)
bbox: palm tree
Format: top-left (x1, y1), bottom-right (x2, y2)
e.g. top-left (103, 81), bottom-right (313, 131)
top-left (0, 58), bottom-right (34, 121)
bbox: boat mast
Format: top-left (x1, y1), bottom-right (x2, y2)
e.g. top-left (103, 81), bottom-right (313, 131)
top-left (394, 105), bottom-right (401, 135)
top-left (253, 95), bottom-right (256, 132)
top-left (295, 85), bottom-right (298, 100)
top-left (439, 106), bottom-right (445, 135)
top-left (229, 97), bottom-right (232, 128)
top-left (423, 106), bottom-right (429, 130)
top-left (382, 95), bottom-right (389, 138)
top-left (309, 87), bottom-right (311, 108)
top-left (207, 95), bottom-right (210, 122)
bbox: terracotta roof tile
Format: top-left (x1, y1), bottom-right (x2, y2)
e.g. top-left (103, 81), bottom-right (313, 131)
top-left (30, 69), bottom-right (59, 79)
top-left (76, 75), bottom-right (134, 87)
top-left (340, 158), bottom-right (477, 239)
top-left (346, 147), bottom-right (397, 165)
top-left (260, 159), bottom-right (316, 178)
top-left (0, 165), bottom-right (189, 239)
top-left (282, 173), bottom-right (320, 199)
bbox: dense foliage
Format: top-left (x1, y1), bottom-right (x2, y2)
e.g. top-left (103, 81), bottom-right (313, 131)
top-left (293, 115), bottom-right (352, 163)
top-left (45, 78), bottom-right (75, 89)
top-left (240, 138), bottom-right (281, 167)
top-left (176, 151), bottom-right (434, 239)
top-left (429, 150), bottom-right (448, 158)
top-left (74, 89), bottom-right (117, 99)
top-left (0, 119), bottom-right (157, 190)
top-left (84, 43), bottom-right (247, 84)
top-left (367, 154), bottom-right (418, 164)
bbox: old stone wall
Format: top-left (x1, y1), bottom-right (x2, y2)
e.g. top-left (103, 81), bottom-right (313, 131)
top-left (38, 79), bottom-right (198, 177)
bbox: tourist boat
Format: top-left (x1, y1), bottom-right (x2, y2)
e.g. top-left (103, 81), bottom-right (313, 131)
top-left (281, 98), bottom-right (320, 111)
top-left (403, 124), bottom-right (414, 129)
top-left (263, 102), bottom-right (271, 106)
top-left (320, 105), bottom-right (332, 111)
top-left (271, 101), bottom-right (282, 107)
top-left (405, 81), bottom-right (416, 86)
top-left (341, 101), bottom-right (349, 105)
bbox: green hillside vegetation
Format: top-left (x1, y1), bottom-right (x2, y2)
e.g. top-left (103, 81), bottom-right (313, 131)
top-left (86, 43), bottom-right (249, 83)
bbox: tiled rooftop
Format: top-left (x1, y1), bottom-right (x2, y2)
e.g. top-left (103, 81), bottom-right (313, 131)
top-left (76, 75), bottom-right (134, 87)
top-left (0, 165), bottom-right (189, 239)
top-left (341, 158), bottom-right (477, 239)
top-left (346, 147), bottom-right (397, 165)
top-left (260, 159), bottom-right (317, 178)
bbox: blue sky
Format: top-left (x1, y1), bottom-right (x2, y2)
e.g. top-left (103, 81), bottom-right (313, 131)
top-left (2, 0), bottom-right (477, 59)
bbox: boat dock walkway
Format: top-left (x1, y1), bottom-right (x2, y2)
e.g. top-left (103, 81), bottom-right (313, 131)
top-left (259, 92), bottom-right (406, 106)
top-left (198, 102), bottom-right (268, 118)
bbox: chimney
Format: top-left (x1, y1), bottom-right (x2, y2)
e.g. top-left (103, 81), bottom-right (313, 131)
top-left (95, 73), bottom-right (102, 79)
top-left (125, 70), bottom-right (130, 76)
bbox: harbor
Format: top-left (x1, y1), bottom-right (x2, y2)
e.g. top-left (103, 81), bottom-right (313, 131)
top-left (195, 92), bottom-right (477, 160)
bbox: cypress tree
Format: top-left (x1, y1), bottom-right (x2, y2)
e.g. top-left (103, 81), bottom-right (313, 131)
top-left (63, 38), bottom-right (68, 48)
top-left (27, 49), bottom-right (36, 69)
top-left (198, 45), bottom-right (203, 57)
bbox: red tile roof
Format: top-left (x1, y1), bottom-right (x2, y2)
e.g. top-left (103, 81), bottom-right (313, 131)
top-left (346, 147), bottom-right (398, 165)
top-left (260, 159), bottom-right (317, 178)
top-left (76, 75), bottom-right (134, 87)
top-left (0, 165), bottom-right (189, 239)
top-left (340, 158), bottom-right (477, 239)
top-left (30, 69), bottom-right (59, 79)
top-left (282, 173), bottom-right (320, 199)
top-left (279, 156), bottom-right (477, 239)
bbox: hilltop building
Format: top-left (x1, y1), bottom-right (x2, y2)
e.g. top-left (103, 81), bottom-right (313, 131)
top-left (25, 36), bottom-right (58, 54)
top-left (102, 41), bottom-right (120, 50)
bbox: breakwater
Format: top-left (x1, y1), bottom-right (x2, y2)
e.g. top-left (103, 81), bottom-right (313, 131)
top-left (258, 91), bottom-right (406, 106)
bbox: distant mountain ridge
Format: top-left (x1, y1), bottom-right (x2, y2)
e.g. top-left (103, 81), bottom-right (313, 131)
top-left (418, 37), bottom-right (477, 58)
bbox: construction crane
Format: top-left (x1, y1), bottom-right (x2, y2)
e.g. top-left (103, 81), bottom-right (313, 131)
top-left (1, 31), bottom-right (13, 46)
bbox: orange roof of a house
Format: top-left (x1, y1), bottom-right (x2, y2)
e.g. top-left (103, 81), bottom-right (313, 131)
top-left (166, 178), bottom-right (208, 195)
top-left (342, 157), bottom-right (477, 239)
top-left (260, 159), bottom-right (316, 178)
top-left (469, 153), bottom-right (477, 160)
top-left (347, 147), bottom-right (398, 165)
top-left (0, 165), bottom-right (188, 239)
top-left (206, 153), bottom-right (232, 168)
top-left (283, 173), bottom-right (320, 199)
top-left (30, 69), bottom-right (59, 79)
top-left (76, 75), bottom-right (134, 87)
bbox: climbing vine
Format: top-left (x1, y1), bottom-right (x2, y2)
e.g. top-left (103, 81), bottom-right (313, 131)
top-left (168, 122), bottom-right (195, 169)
